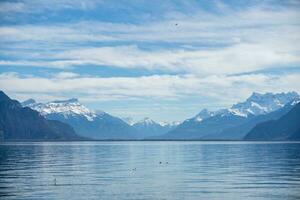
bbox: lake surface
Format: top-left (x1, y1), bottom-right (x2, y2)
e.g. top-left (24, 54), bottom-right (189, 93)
top-left (0, 141), bottom-right (300, 200)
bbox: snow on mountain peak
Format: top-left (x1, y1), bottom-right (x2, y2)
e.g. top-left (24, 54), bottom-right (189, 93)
top-left (191, 91), bottom-right (300, 122)
top-left (231, 91), bottom-right (300, 117)
top-left (290, 97), bottom-right (300, 106)
top-left (192, 109), bottom-right (216, 122)
top-left (25, 98), bottom-right (97, 121)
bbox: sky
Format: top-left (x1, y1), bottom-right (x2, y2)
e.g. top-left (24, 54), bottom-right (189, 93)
top-left (0, 0), bottom-right (300, 122)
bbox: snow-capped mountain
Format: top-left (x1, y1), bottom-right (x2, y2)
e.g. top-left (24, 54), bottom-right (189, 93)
top-left (290, 97), bottom-right (300, 106)
top-left (161, 91), bottom-right (300, 139)
top-left (132, 117), bottom-right (177, 138)
top-left (190, 109), bottom-right (217, 122)
top-left (189, 91), bottom-right (300, 121)
top-left (20, 91), bottom-right (299, 140)
top-left (230, 92), bottom-right (299, 117)
top-left (244, 102), bottom-right (300, 141)
top-left (0, 91), bottom-right (80, 141)
top-left (22, 98), bottom-right (136, 139)
top-left (205, 98), bottom-right (300, 140)
top-left (24, 98), bottom-right (97, 121)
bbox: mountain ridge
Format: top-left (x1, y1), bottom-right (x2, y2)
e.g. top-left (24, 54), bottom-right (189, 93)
top-left (0, 91), bottom-right (80, 141)
top-left (6, 90), bottom-right (300, 141)
top-left (23, 98), bottom-right (137, 140)
top-left (160, 91), bottom-right (300, 140)
top-left (132, 117), bottom-right (177, 138)
top-left (244, 102), bottom-right (300, 140)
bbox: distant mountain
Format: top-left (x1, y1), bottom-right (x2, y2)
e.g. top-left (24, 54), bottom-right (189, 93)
top-left (230, 92), bottom-right (299, 116)
top-left (23, 98), bottom-right (137, 140)
top-left (132, 117), bottom-right (177, 138)
top-left (206, 98), bottom-right (299, 140)
top-left (244, 102), bottom-right (300, 141)
top-left (191, 109), bottom-right (217, 122)
top-left (161, 111), bottom-right (248, 139)
top-left (161, 92), bottom-right (299, 139)
top-left (0, 91), bottom-right (79, 141)
top-left (14, 90), bottom-right (300, 141)
top-left (24, 98), bottom-right (97, 121)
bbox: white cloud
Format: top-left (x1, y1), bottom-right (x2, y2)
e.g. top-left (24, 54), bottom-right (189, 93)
top-left (0, 25), bottom-right (113, 43)
top-left (1, 6), bottom-right (299, 75)
top-left (1, 72), bottom-right (299, 105)
top-left (53, 43), bottom-right (300, 74)
top-left (0, 0), bottom-right (101, 14)
top-left (1, 42), bottom-right (298, 75)
top-left (1, 6), bottom-right (299, 43)
top-left (54, 72), bottom-right (80, 79)
top-left (1, 71), bottom-right (299, 121)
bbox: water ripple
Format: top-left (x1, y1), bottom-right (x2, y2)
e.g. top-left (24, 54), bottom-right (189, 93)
top-left (0, 141), bottom-right (300, 200)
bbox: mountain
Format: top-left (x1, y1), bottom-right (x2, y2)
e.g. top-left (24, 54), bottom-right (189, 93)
top-left (24, 98), bottom-right (97, 121)
top-left (23, 98), bottom-right (137, 140)
top-left (205, 98), bottom-right (300, 140)
top-left (0, 91), bottom-right (79, 141)
top-left (161, 111), bottom-right (248, 139)
top-left (161, 92), bottom-right (299, 140)
top-left (191, 109), bottom-right (217, 122)
top-left (230, 92), bottom-right (299, 116)
top-left (244, 102), bottom-right (300, 141)
top-left (132, 118), bottom-right (177, 138)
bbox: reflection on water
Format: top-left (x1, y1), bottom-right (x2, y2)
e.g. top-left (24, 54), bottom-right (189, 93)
top-left (0, 141), bottom-right (300, 200)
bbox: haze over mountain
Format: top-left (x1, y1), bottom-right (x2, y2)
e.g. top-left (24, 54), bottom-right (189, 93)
top-left (0, 91), bottom-right (79, 141)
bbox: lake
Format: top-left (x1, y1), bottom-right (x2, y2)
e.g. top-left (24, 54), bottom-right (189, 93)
top-left (0, 141), bottom-right (300, 200)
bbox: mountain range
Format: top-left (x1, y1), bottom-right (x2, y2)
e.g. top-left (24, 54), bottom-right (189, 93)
top-left (23, 98), bottom-right (137, 139)
top-left (1, 90), bottom-right (299, 141)
top-left (159, 92), bottom-right (300, 140)
top-left (22, 98), bottom-right (177, 139)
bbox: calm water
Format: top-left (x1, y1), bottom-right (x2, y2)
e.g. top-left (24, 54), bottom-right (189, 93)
top-left (0, 141), bottom-right (300, 200)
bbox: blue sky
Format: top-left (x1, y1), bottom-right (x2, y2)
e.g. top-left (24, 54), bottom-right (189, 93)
top-left (0, 0), bottom-right (300, 122)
